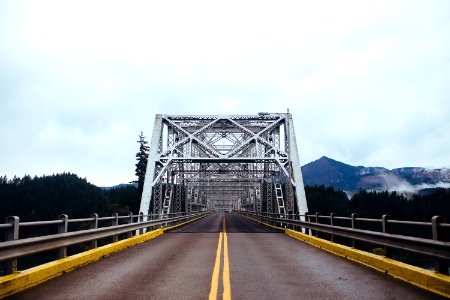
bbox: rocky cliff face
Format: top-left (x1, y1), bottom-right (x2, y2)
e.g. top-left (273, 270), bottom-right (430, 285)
top-left (301, 156), bottom-right (450, 195)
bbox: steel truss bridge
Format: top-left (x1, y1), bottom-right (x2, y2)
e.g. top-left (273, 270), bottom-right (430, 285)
top-left (139, 113), bottom-right (308, 218)
top-left (1, 113), bottom-right (449, 299)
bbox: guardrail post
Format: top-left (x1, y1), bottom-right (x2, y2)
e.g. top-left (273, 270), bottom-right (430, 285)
top-left (351, 213), bottom-right (359, 248)
top-left (432, 216), bottom-right (449, 275)
top-left (298, 213), bottom-right (304, 233)
top-left (304, 212), bottom-right (310, 235)
top-left (57, 214), bottom-right (68, 259)
top-left (291, 213), bottom-right (296, 231)
top-left (90, 213), bottom-right (98, 249)
top-left (4, 216), bottom-right (19, 274)
top-left (139, 212), bottom-right (144, 235)
top-left (291, 213), bottom-right (296, 230)
top-left (147, 213), bottom-right (153, 232)
top-left (290, 213), bottom-right (296, 231)
top-left (315, 212), bottom-right (321, 237)
top-left (112, 213), bottom-right (119, 242)
top-left (127, 212), bottom-right (134, 238)
top-left (382, 214), bottom-right (393, 258)
top-left (330, 213), bottom-right (335, 242)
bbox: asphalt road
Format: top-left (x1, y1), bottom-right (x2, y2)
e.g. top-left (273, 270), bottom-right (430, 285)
top-left (8, 213), bottom-right (443, 300)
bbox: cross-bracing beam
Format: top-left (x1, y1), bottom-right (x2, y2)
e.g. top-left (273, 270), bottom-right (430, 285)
top-left (139, 113), bottom-right (308, 218)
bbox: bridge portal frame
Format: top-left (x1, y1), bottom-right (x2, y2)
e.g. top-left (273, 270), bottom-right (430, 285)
top-left (139, 113), bottom-right (308, 218)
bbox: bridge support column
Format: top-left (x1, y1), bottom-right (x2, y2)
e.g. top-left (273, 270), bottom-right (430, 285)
top-left (286, 112), bottom-right (308, 221)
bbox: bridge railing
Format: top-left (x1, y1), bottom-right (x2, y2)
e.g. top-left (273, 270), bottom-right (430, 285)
top-left (0, 211), bottom-right (209, 276)
top-left (236, 211), bottom-right (450, 276)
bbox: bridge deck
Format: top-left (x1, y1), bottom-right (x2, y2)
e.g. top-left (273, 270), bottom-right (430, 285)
top-left (7, 213), bottom-right (441, 299)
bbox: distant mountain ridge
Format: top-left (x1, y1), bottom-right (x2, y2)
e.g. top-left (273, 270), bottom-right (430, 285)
top-left (100, 183), bottom-right (137, 190)
top-left (301, 156), bottom-right (450, 195)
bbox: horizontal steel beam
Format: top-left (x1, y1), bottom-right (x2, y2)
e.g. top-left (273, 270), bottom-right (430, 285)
top-left (187, 185), bottom-right (260, 188)
top-left (164, 158), bottom-right (287, 163)
top-left (165, 114), bottom-right (283, 121)
top-left (186, 178), bottom-right (263, 182)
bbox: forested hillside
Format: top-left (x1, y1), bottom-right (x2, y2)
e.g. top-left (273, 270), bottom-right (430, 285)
top-left (305, 185), bottom-right (450, 221)
top-left (1, 174), bottom-right (449, 223)
top-left (0, 173), bottom-right (139, 221)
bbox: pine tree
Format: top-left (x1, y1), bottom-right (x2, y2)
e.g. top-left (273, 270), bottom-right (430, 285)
top-left (135, 131), bottom-right (149, 196)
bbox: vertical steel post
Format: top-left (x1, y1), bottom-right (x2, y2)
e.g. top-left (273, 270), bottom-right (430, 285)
top-left (315, 212), bottom-right (321, 238)
top-left (112, 213), bottom-right (119, 242)
top-left (304, 212), bottom-right (310, 235)
top-left (286, 109), bottom-right (294, 214)
top-left (57, 214), bottom-right (68, 259)
top-left (90, 213), bottom-right (98, 249)
top-left (432, 216), bottom-right (449, 275)
top-left (139, 212), bottom-right (144, 235)
top-left (382, 214), bottom-right (393, 258)
top-left (330, 213), bottom-right (335, 242)
top-left (296, 213), bottom-right (301, 232)
top-left (140, 115), bottom-right (164, 216)
top-left (351, 213), bottom-right (359, 248)
top-left (289, 213), bottom-right (294, 230)
top-left (127, 212), bottom-right (133, 238)
top-left (286, 113), bottom-right (308, 220)
top-left (147, 213), bottom-right (154, 232)
top-left (4, 216), bottom-right (19, 274)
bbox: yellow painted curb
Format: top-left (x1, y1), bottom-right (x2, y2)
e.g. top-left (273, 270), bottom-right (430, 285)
top-left (0, 213), bottom-right (210, 299)
top-left (285, 229), bottom-right (450, 298)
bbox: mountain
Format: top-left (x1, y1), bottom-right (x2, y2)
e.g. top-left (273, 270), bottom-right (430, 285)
top-left (301, 156), bottom-right (450, 195)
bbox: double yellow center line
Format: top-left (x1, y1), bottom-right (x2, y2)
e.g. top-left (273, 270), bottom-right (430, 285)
top-left (209, 214), bottom-right (231, 300)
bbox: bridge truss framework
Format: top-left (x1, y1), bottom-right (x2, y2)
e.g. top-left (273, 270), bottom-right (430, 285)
top-left (139, 113), bottom-right (308, 217)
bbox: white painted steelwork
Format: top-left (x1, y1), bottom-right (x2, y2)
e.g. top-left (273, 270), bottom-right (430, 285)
top-left (139, 113), bottom-right (308, 218)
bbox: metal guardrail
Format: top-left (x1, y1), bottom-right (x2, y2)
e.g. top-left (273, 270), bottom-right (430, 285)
top-left (237, 211), bottom-right (450, 276)
top-left (0, 211), bottom-right (209, 276)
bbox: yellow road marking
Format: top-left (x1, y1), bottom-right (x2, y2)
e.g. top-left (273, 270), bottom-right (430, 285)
top-left (223, 215), bottom-right (231, 300)
top-left (209, 213), bottom-right (232, 300)
top-left (209, 232), bottom-right (223, 300)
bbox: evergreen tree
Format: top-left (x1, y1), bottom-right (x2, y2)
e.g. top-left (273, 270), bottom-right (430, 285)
top-left (135, 131), bottom-right (149, 196)
top-left (305, 185), bottom-right (350, 216)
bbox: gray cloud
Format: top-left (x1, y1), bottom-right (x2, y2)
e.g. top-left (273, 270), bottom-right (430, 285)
top-left (1, 1), bottom-right (449, 185)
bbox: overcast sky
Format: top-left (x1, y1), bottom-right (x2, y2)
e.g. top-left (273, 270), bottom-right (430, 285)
top-left (1, 1), bottom-right (449, 186)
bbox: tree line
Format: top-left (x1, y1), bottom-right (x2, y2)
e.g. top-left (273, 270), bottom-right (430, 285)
top-left (0, 131), bottom-right (149, 223)
top-left (1, 174), bottom-right (448, 224)
top-left (305, 185), bottom-right (450, 222)
top-left (0, 173), bottom-right (140, 222)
